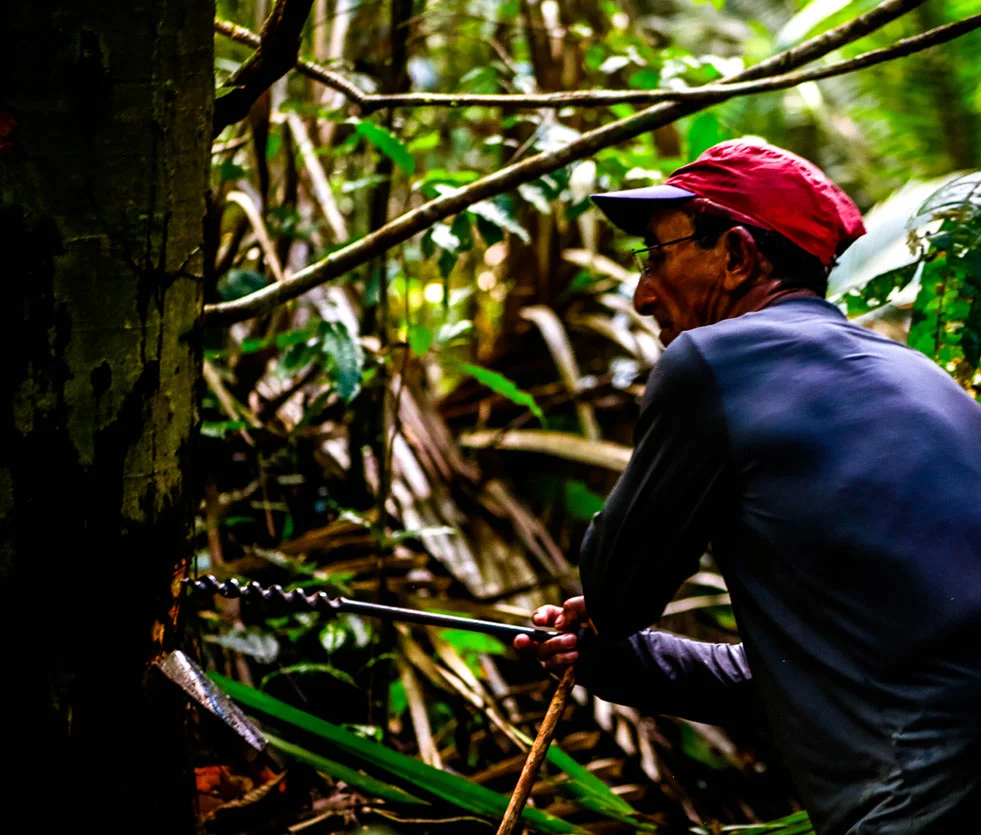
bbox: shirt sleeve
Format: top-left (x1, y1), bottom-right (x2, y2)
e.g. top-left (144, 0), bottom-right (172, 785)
top-left (575, 630), bottom-right (766, 727)
top-left (578, 332), bottom-right (728, 639)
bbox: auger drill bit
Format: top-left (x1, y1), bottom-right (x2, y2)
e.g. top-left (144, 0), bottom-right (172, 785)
top-left (183, 574), bottom-right (560, 643)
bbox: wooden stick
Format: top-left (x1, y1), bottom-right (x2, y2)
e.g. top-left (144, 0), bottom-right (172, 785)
top-left (496, 665), bottom-right (577, 835)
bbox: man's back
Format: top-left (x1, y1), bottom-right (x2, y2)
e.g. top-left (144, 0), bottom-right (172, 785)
top-left (688, 297), bottom-right (981, 833)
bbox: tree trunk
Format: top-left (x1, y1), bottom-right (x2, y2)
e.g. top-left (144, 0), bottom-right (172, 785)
top-left (0, 1), bottom-right (213, 830)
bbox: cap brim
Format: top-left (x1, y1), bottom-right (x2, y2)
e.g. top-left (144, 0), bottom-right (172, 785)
top-left (591, 185), bottom-right (696, 236)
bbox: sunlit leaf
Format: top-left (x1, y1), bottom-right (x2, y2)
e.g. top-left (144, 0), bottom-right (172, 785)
top-left (468, 199), bottom-right (530, 243)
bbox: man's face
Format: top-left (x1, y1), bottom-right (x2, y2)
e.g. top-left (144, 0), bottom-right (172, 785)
top-left (634, 208), bottom-right (728, 346)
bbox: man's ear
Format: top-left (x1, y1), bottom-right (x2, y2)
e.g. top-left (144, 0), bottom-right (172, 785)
top-left (722, 227), bottom-right (759, 291)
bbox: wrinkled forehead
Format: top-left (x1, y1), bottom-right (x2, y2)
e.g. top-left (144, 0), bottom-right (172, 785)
top-left (644, 206), bottom-right (695, 239)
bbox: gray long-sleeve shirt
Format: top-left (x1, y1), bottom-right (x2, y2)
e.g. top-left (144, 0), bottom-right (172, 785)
top-left (577, 298), bottom-right (981, 834)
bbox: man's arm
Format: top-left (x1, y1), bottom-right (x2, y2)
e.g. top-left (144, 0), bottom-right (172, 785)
top-left (514, 598), bottom-right (766, 727)
top-left (576, 630), bottom-right (765, 726)
top-left (579, 332), bottom-right (729, 638)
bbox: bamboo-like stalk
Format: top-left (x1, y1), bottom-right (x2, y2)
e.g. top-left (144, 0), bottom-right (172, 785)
top-left (496, 666), bottom-right (577, 835)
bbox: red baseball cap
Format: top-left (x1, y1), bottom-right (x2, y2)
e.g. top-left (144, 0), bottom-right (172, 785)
top-left (591, 140), bottom-right (865, 266)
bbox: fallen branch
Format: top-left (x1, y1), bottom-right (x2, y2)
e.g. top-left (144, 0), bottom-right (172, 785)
top-left (213, 0), bottom-right (317, 136)
top-left (205, 0), bottom-right (929, 324)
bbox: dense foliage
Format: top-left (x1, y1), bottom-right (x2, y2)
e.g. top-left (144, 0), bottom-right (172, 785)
top-left (190, 0), bottom-right (981, 831)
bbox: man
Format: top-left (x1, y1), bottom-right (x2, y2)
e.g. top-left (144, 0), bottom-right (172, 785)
top-left (514, 141), bottom-right (981, 834)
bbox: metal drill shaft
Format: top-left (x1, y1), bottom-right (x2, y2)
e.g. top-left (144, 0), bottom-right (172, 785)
top-left (183, 575), bottom-right (559, 643)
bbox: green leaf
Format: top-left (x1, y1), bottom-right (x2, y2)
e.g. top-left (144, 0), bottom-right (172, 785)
top-left (450, 212), bottom-right (474, 252)
top-left (201, 420), bottom-right (246, 439)
top-left (217, 158), bottom-right (247, 182)
top-left (407, 131), bottom-right (441, 153)
top-left (455, 362), bottom-right (545, 425)
top-left (685, 112), bottom-right (733, 161)
top-left (265, 128), bottom-right (282, 161)
top-left (474, 215), bottom-right (504, 247)
top-left (355, 120), bottom-right (415, 175)
top-left (437, 629), bottom-right (507, 657)
top-left (389, 679), bottom-right (408, 720)
top-left (468, 199), bottom-right (530, 243)
top-left (265, 732), bottom-right (426, 805)
top-left (628, 67), bottom-right (660, 90)
top-left (438, 248), bottom-right (458, 279)
top-left (408, 323), bottom-right (433, 356)
top-left (319, 320), bottom-right (364, 403)
top-left (209, 674), bottom-right (583, 833)
top-left (319, 621), bottom-right (348, 654)
top-left (217, 269), bottom-right (269, 302)
top-left (563, 480), bottom-right (605, 520)
top-left (584, 44), bottom-right (606, 72)
top-left (261, 662), bottom-right (358, 690)
top-left (498, 0), bottom-right (520, 21)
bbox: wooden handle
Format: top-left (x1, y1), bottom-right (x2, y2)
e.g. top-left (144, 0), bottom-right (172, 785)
top-left (496, 665), bottom-right (577, 835)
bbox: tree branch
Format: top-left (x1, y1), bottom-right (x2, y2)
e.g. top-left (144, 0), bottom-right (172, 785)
top-left (213, 0), bottom-right (318, 137)
top-left (215, 18), bottom-right (367, 108)
top-left (360, 14), bottom-right (981, 109)
top-left (205, 0), bottom-right (932, 325)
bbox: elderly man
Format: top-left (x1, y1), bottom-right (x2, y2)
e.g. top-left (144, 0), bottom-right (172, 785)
top-left (515, 141), bottom-right (981, 834)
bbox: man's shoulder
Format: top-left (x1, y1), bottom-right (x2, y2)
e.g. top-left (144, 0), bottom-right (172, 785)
top-left (682, 298), bottom-right (866, 369)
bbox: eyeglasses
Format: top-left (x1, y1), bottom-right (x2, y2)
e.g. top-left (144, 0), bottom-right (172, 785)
top-left (631, 235), bottom-right (696, 273)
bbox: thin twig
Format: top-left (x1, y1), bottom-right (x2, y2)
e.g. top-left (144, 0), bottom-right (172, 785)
top-left (216, 17), bottom-right (367, 106)
top-left (205, 0), bottom-right (933, 325)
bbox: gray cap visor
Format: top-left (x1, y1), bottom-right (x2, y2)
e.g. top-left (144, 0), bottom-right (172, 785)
top-left (590, 184), bottom-right (696, 237)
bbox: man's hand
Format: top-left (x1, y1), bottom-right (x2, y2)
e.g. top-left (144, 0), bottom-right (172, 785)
top-left (513, 596), bottom-right (589, 673)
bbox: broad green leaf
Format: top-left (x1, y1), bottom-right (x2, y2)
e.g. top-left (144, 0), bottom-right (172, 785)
top-left (319, 320), bottom-right (364, 403)
top-left (265, 733), bottom-right (426, 805)
top-left (408, 323), bottom-right (433, 356)
top-left (407, 131), bottom-right (441, 152)
top-left (584, 44), bottom-right (606, 72)
top-left (217, 158), bottom-right (247, 182)
top-left (355, 120), bottom-right (415, 175)
top-left (455, 362), bottom-right (545, 425)
top-left (563, 480), bottom-right (605, 520)
top-left (438, 248), bottom-right (458, 279)
top-left (450, 212), bottom-right (474, 252)
top-left (209, 674), bottom-right (582, 833)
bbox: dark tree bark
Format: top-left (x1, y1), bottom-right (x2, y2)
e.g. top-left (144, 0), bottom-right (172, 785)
top-left (0, 1), bottom-right (213, 830)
